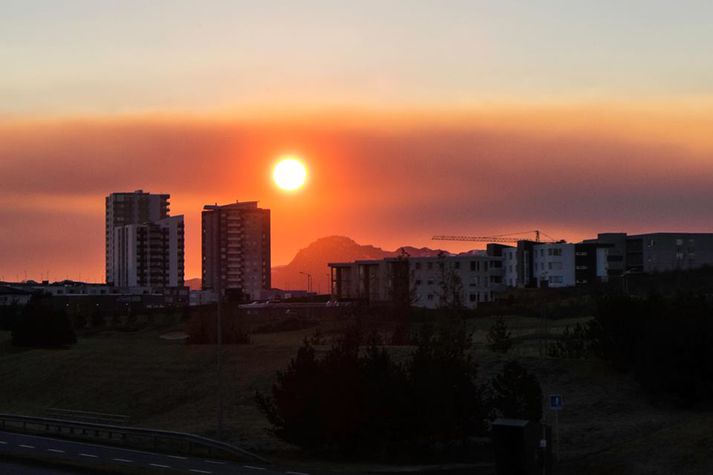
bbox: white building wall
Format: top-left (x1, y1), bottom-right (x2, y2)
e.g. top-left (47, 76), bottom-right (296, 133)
top-left (532, 243), bottom-right (576, 288)
top-left (502, 248), bottom-right (518, 287)
top-left (596, 247), bottom-right (609, 280)
top-left (409, 255), bottom-right (496, 309)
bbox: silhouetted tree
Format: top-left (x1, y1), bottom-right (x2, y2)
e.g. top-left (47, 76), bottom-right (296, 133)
top-left (0, 303), bottom-right (19, 331)
top-left (489, 361), bottom-right (543, 421)
top-left (12, 297), bottom-right (76, 348)
top-left (487, 316), bottom-right (512, 353)
top-left (257, 321), bottom-right (486, 457)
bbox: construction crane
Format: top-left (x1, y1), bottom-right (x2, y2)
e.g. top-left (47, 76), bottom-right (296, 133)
top-left (432, 229), bottom-right (560, 244)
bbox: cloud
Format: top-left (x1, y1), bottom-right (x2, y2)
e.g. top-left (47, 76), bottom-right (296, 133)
top-left (1, 107), bottom-right (712, 281)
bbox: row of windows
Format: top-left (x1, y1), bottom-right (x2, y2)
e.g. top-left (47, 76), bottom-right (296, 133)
top-left (413, 260), bottom-right (490, 272)
top-left (425, 292), bottom-right (491, 302)
top-left (536, 262), bottom-right (563, 271)
top-left (539, 248), bottom-right (563, 257)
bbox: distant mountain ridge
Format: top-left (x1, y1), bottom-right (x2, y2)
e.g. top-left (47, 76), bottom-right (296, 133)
top-left (271, 235), bottom-right (446, 293)
top-left (186, 236), bottom-right (448, 294)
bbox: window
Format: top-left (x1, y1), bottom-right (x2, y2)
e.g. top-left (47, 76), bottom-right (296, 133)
top-left (469, 294), bottom-right (477, 302)
top-left (551, 248), bottom-right (562, 256)
top-left (550, 276), bottom-right (563, 284)
top-left (427, 262), bottom-right (433, 270)
top-left (427, 280), bottom-right (433, 285)
top-left (415, 280), bottom-right (422, 286)
top-left (454, 262), bottom-right (460, 269)
top-left (470, 261), bottom-right (476, 271)
top-left (415, 262), bottom-right (421, 270)
top-left (427, 294), bottom-right (434, 301)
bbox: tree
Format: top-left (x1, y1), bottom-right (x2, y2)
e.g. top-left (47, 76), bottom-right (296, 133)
top-left (489, 361), bottom-right (543, 421)
top-left (487, 316), bottom-right (512, 353)
top-left (257, 322), bottom-right (487, 457)
top-left (12, 297), bottom-right (76, 348)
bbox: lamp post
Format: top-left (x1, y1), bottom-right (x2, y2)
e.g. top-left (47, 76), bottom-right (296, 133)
top-left (216, 287), bottom-right (223, 440)
top-left (299, 272), bottom-right (313, 293)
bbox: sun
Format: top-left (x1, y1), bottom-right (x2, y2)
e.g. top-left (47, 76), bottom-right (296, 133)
top-left (273, 156), bottom-right (307, 191)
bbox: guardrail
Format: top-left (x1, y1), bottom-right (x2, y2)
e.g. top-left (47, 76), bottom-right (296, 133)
top-left (0, 413), bottom-right (267, 464)
top-left (45, 408), bottom-right (130, 425)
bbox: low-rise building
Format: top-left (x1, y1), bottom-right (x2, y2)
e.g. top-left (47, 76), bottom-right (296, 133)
top-left (585, 232), bottom-right (713, 274)
top-left (329, 253), bottom-right (498, 309)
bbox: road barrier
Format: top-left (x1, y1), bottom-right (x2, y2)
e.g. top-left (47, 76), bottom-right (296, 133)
top-left (0, 413), bottom-right (267, 463)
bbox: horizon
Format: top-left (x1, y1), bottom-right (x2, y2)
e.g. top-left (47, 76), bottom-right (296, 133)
top-left (3, 1), bottom-right (713, 283)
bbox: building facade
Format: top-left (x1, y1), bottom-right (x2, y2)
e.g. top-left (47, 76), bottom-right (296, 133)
top-left (585, 232), bottom-right (713, 274)
top-left (201, 201), bottom-right (271, 300)
top-left (112, 216), bottom-right (185, 288)
top-left (105, 190), bottom-right (170, 285)
top-left (329, 253), bottom-right (498, 309)
top-left (532, 243), bottom-right (576, 288)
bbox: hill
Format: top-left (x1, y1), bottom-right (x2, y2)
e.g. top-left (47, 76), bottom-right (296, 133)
top-left (185, 278), bottom-right (201, 291)
top-left (271, 236), bottom-right (445, 293)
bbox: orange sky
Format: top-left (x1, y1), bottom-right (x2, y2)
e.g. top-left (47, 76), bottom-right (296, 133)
top-left (2, 103), bottom-right (713, 283)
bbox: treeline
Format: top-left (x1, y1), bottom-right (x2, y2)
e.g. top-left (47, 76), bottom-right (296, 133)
top-left (257, 320), bottom-right (542, 459)
top-left (6, 298), bottom-right (76, 348)
top-left (550, 293), bottom-right (713, 405)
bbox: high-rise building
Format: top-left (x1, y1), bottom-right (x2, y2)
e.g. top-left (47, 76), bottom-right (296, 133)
top-left (202, 201), bottom-right (271, 300)
top-left (113, 216), bottom-right (185, 288)
top-left (105, 190), bottom-right (171, 285)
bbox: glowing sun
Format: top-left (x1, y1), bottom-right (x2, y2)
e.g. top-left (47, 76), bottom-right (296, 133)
top-left (273, 157), bottom-right (307, 191)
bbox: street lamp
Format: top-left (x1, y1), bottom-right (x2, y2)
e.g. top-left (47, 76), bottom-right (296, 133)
top-left (216, 286), bottom-right (224, 440)
top-left (299, 272), bottom-right (313, 293)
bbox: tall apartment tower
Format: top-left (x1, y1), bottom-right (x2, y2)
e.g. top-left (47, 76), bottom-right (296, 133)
top-left (113, 216), bottom-right (185, 288)
top-left (105, 190), bottom-right (173, 285)
top-left (202, 201), bottom-right (271, 300)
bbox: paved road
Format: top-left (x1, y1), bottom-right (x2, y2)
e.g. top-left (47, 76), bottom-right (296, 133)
top-left (0, 430), bottom-right (308, 475)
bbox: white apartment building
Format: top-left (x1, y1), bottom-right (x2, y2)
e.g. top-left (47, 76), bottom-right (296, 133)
top-left (105, 190), bottom-right (170, 285)
top-left (113, 215), bottom-right (185, 288)
top-left (532, 243), bottom-right (576, 288)
top-left (502, 247), bottom-right (518, 288)
top-left (329, 254), bottom-right (498, 309)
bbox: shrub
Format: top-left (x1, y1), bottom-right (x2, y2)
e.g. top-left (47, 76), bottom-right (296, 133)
top-left (489, 361), bottom-right (543, 421)
top-left (487, 316), bottom-right (512, 353)
top-left (12, 297), bottom-right (76, 348)
top-left (257, 321), bottom-right (486, 457)
top-left (546, 322), bottom-right (593, 359)
top-left (564, 293), bottom-right (713, 405)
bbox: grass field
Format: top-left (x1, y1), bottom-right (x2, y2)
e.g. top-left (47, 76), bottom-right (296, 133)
top-left (1, 313), bottom-right (712, 474)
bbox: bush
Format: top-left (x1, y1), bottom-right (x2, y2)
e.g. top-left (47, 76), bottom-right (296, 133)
top-left (489, 361), bottom-right (543, 421)
top-left (12, 298), bottom-right (76, 348)
top-left (546, 322), bottom-right (593, 359)
top-left (0, 304), bottom-right (20, 331)
top-left (257, 321), bottom-right (487, 458)
top-left (556, 293), bottom-right (713, 405)
top-left (487, 316), bottom-right (512, 353)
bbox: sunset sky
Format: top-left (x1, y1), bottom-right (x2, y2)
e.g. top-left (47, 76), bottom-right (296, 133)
top-left (2, 1), bottom-right (713, 282)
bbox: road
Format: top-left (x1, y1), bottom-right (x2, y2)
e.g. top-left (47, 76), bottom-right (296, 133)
top-left (0, 430), bottom-right (308, 475)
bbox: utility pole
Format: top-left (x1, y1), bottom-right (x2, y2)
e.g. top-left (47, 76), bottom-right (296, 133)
top-left (300, 272), bottom-right (313, 292)
top-left (216, 288), bottom-right (224, 440)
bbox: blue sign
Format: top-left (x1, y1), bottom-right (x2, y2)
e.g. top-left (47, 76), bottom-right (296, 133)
top-left (549, 394), bottom-right (563, 410)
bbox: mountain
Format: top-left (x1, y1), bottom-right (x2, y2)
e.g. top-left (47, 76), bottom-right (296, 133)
top-left (185, 278), bottom-right (202, 291)
top-left (270, 236), bottom-right (446, 293)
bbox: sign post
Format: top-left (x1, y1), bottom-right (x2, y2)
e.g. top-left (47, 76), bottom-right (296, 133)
top-left (549, 394), bottom-right (562, 462)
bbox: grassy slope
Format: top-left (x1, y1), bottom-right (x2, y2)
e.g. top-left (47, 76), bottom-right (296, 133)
top-left (1, 315), bottom-right (712, 473)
